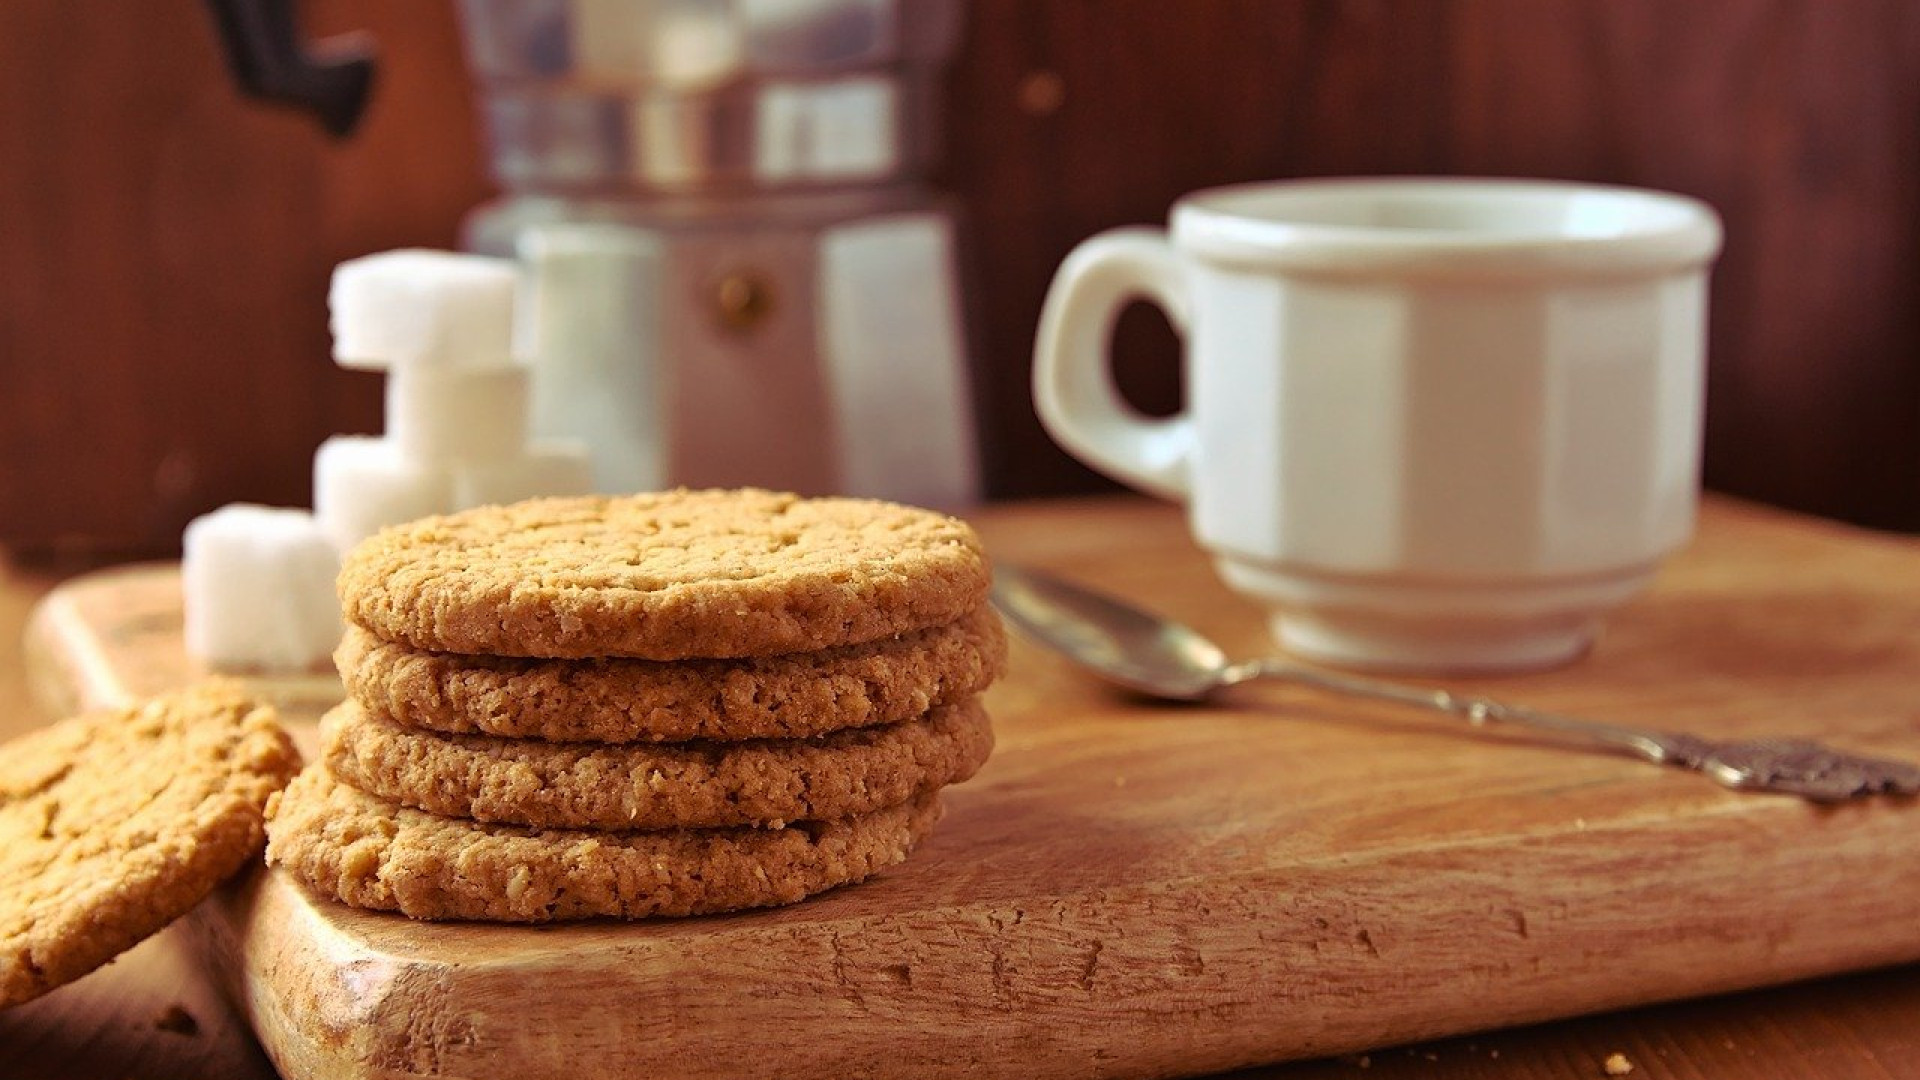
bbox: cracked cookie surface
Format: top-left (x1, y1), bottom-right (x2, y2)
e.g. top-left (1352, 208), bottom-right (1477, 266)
top-left (336, 605), bottom-right (1005, 743)
top-left (338, 489), bottom-right (991, 660)
top-left (322, 697), bottom-right (992, 830)
top-left (0, 683), bottom-right (298, 1007)
top-left (266, 769), bottom-right (941, 922)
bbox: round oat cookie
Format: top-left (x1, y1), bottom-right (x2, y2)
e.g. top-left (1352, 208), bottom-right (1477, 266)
top-left (0, 683), bottom-right (298, 1008)
top-left (322, 696), bottom-right (992, 830)
top-left (336, 605), bottom-right (1006, 743)
top-left (338, 488), bottom-right (991, 660)
top-left (266, 769), bottom-right (942, 922)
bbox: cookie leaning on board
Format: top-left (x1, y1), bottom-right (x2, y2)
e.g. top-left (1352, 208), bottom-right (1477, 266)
top-left (267, 488), bottom-right (1006, 923)
top-left (0, 683), bottom-right (298, 1008)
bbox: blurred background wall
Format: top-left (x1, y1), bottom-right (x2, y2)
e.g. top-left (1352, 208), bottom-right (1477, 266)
top-left (3, 0), bottom-right (1918, 555)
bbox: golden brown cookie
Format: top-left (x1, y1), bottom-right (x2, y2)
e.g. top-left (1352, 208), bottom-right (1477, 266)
top-left (321, 696), bottom-right (992, 830)
top-left (0, 683), bottom-right (298, 1008)
top-left (336, 605), bottom-right (1006, 743)
top-left (338, 489), bottom-right (990, 660)
top-left (266, 769), bottom-right (941, 922)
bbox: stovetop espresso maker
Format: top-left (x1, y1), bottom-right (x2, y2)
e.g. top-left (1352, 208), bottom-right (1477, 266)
top-left (210, 0), bottom-right (981, 507)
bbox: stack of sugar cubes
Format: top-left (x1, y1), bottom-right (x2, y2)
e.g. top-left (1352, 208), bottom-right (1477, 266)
top-left (185, 250), bottom-right (594, 673)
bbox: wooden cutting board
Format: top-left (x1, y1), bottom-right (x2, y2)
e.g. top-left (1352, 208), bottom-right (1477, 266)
top-left (25, 496), bottom-right (1920, 1080)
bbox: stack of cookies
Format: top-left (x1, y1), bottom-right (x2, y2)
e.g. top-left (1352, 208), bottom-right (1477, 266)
top-left (265, 488), bottom-right (1004, 923)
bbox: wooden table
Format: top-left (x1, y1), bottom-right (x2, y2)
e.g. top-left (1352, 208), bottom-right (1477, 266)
top-left (1, 496), bottom-right (1917, 1079)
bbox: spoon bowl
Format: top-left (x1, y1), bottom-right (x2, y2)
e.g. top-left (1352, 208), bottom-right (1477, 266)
top-left (990, 565), bottom-right (1229, 700)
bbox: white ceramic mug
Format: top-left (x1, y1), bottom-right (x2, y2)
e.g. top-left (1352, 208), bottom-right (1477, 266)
top-left (1034, 177), bottom-right (1723, 672)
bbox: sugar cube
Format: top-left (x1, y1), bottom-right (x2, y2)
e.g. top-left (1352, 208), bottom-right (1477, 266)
top-left (385, 365), bottom-right (531, 464)
top-left (313, 435), bottom-right (455, 552)
top-left (329, 249), bottom-right (521, 371)
top-left (182, 505), bottom-right (341, 671)
top-left (452, 439), bottom-right (595, 509)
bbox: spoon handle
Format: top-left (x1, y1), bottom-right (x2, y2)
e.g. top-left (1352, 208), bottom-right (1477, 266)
top-left (1231, 658), bottom-right (1680, 758)
top-left (1228, 658), bottom-right (1920, 801)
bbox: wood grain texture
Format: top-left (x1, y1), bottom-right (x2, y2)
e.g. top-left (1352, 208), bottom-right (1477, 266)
top-left (0, 918), bottom-right (276, 1080)
top-left (1250, 965), bottom-right (1920, 1079)
top-left (20, 496), bottom-right (1920, 1080)
top-left (0, 0), bottom-right (487, 555)
top-left (7, 1), bottom-right (1920, 554)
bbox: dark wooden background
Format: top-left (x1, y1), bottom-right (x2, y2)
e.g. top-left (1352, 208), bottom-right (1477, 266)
top-left (4, 0), bottom-right (1919, 555)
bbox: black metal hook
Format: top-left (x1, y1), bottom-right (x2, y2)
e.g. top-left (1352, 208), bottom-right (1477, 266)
top-left (202, 0), bottom-right (376, 138)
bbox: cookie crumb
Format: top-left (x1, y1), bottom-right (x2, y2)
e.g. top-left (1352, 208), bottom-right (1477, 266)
top-left (155, 1004), bottom-right (199, 1037)
top-left (1603, 1051), bottom-right (1634, 1076)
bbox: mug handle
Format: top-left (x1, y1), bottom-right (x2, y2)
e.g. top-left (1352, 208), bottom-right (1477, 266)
top-left (1032, 228), bottom-right (1195, 501)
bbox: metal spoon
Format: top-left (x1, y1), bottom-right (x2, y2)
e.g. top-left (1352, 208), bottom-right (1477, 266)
top-left (991, 564), bottom-right (1920, 802)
